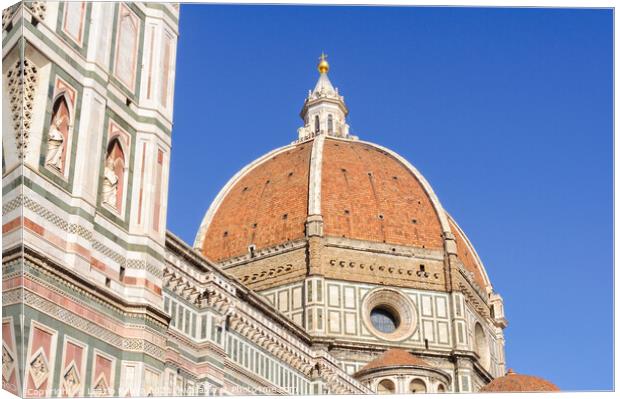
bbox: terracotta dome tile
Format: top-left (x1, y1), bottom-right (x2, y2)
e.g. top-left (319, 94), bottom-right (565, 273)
top-left (480, 369), bottom-right (559, 392)
top-left (321, 139), bottom-right (443, 249)
top-left (355, 349), bottom-right (431, 375)
top-left (201, 142), bottom-right (312, 261)
top-left (198, 136), bottom-right (491, 294)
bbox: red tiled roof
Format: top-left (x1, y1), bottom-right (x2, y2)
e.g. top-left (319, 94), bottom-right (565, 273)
top-left (201, 142), bottom-right (312, 261)
top-left (355, 349), bottom-right (430, 375)
top-left (200, 137), bottom-right (445, 261)
top-left (321, 139), bottom-right (443, 249)
top-left (480, 369), bottom-right (560, 392)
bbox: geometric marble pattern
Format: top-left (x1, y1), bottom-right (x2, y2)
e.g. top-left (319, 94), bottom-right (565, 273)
top-left (29, 349), bottom-right (49, 389)
top-left (62, 361), bottom-right (81, 397)
top-left (2, 344), bottom-right (15, 382)
top-left (92, 374), bottom-right (110, 397)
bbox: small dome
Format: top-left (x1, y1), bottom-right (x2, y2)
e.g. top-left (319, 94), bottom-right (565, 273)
top-left (355, 349), bottom-right (430, 376)
top-left (480, 369), bottom-right (560, 392)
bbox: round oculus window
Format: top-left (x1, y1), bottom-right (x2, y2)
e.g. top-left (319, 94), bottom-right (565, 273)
top-left (362, 288), bottom-right (418, 341)
top-left (370, 306), bottom-right (400, 333)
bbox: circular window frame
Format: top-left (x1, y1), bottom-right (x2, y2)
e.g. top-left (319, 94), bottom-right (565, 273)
top-left (362, 288), bottom-right (418, 341)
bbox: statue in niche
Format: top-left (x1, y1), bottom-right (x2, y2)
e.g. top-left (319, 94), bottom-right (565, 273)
top-left (102, 156), bottom-right (119, 208)
top-left (45, 113), bottom-right (67, 171)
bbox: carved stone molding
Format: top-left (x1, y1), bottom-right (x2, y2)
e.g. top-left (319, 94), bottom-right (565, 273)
top-left (61, 361), bottom-right (81, 397)
top-left (2, 344), bottom-right (16, 383)
top-left (28, 349), bottom-right (50, 389)
top-left (23, 290), bottom-right (165, 358)
top-left (2, 3), bottom-right (18, 31)
top-left (6, 59), bottom-right (38, 158)
top-left (25, 1), bottom-right (47, 21)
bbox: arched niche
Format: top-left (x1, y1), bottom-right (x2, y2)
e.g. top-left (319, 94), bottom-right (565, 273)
top-left (103, 137), bottom-right (126, 212)
top-left (45, 93), bottom-right (72, 173)
top-left (475, 322), bottom-right (491, 370)
top-left (410, 378), bottom-right (427, 393)
top-left (376, 379), bottom-right (395, 395)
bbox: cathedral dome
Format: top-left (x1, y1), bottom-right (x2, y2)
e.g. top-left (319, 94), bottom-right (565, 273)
top-left (194, 55), bottom-right (492, 293)
top-left (194, 135), bottom-right (490, 290)
top-left (480, 369), bottom-right (560, 392)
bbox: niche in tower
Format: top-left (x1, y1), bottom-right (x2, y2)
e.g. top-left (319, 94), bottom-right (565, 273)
top-left (102, 136), bottom-right (126, 212)
top-left (45, 94), bottom-right (71, 174)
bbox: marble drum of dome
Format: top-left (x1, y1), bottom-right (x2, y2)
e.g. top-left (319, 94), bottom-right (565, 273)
top-left (361, 288), bottom-right (418, 342)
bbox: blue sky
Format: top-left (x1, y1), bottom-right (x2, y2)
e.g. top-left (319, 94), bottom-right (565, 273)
top-left (168, 5), bottom-right (613, 391)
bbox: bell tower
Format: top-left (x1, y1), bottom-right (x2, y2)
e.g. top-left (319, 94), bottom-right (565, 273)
top-left (2, 2), bottom-right (179, 397)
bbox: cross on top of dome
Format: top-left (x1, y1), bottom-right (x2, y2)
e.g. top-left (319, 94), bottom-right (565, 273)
top-left (318, 52), bottom-right (329, 73)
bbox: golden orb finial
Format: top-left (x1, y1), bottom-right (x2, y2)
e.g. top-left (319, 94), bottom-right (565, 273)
top-left (318, 52), bottom-right (329, 74)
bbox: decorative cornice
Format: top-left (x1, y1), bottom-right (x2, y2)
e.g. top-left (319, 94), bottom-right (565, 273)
top-left (11, 246), bottom-right (169, 325)
top-left (323, 235), bottom-right (444, 261)
top-left (13, 194), bottom-right (163, 277)
top-left (354, 363), bottom-right (452, 384)
top-left (218, 239), bottom-right (306, 268)
top-left (446, 212), bottom-right (493, 290)
top-left (457, 263), bottom-right (489, 315)
top-left (13, 289), bottom-right (166, 359)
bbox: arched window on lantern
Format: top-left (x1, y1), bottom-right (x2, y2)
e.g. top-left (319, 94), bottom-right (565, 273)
top-left (45, 94), bottom-right (71, 174)
top-left (102, 137), bottom-right (126, 212)
top-left (328, 114), bottom-right (333, 134)
top-left (314, 115), bottom-right (320, 133)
